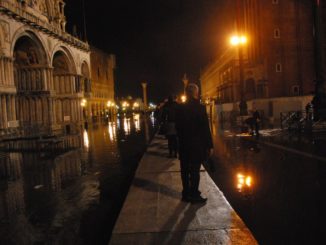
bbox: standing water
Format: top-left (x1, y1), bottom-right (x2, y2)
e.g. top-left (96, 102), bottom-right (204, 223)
top-left (0, 113), bottom-right (156, 245)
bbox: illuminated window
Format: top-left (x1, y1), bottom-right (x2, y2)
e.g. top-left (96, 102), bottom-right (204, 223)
top-left (274, 28), bottom-right (280, 38)
top-left (276, 63), bottom-right (282, 72)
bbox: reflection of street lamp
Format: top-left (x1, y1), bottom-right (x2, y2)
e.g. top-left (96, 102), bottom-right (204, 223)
top-left (230, 35), bottom-right (248, 116)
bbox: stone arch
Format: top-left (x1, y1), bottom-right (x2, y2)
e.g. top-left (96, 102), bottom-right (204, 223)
top-left (51, 45), bottom-right (77, 74)
top-left (81, 61), bottom-right (91, 93)
top-left (11, 29), bottom-right (49, 65)
top-left (81, 61), bottom-right (90, 78)
top-left (13, 31), bottom-right (51, 132)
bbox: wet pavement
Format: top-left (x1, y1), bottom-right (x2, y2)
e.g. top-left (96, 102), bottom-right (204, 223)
top-left (110, 135), bottom-right (257, 245)
top-left (207, 123), bottom-right (326, 245)
top-left (0, 113), bottom-right (156, 245)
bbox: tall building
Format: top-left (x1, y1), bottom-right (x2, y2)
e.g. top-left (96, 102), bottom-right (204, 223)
top-left (0, 0), bottom-right (91, 138)
top-left (83, 47), bottom-right (116, 122)
top-left (201, 0), bottom-right (323, 122)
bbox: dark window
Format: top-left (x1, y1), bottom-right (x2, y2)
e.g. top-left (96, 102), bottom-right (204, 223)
top-left (274, 28), bottom-right (280, 38)
top-left (276, 63), bottom-right (282, 72)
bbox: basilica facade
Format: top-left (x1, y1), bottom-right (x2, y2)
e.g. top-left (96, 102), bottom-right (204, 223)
top-left (0, 0), bottom-right (91, 139)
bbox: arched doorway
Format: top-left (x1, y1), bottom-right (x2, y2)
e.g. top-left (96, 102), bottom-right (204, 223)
top-left (52, 49), bottom-right (80, 134)
top-left (13, 33), bottom-right (50, 135)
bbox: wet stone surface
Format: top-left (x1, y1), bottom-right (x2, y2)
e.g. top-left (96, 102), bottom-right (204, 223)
top-left (0, 114), bottom-right (156, 245)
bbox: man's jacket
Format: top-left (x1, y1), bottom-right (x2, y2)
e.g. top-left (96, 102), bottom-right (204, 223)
top-left (176, 98), bottom-right (213, 163)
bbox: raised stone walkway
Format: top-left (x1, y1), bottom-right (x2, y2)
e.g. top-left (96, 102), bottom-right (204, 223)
top-left (109, 135), bottom-right (257, 245)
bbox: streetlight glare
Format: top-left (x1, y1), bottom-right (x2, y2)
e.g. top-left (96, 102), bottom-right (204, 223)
top-left (181, 95), bottom-right (187, 103)
top-left (230, 35), bottom-right (247, 46)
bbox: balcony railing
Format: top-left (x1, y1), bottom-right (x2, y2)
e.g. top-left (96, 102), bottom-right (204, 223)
top-left (0, 0), bottom-right (89, 51)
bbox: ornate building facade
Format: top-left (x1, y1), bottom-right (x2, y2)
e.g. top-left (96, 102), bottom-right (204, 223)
top-left (84, 46), bottom-right (115, 122)
top-left (201, 0), bottom-right (324, 122)
top-left (0, 0), bottom-right (91, 138)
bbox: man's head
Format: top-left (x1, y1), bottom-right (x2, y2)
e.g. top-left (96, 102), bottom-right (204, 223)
top-left (185, 83), bottom-right (199, 99)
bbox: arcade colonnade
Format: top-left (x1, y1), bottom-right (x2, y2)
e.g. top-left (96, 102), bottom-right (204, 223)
top-left (0, 30), bottom-right (91, 137)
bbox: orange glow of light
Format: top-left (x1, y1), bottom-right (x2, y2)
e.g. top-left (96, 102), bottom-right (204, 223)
top-left (236, 173), bottom-right (253, 192)
top-left (230, 35), bottom-right (247, 46)
top-left (181, 95), bottom-right (187, 103)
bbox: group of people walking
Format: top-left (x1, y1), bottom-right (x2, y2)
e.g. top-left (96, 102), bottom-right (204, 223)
top-left (159, 83), bottom-right (213, 204)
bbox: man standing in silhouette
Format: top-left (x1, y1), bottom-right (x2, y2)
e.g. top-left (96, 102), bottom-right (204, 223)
top-left (176, 83), bottom-right (213, 203)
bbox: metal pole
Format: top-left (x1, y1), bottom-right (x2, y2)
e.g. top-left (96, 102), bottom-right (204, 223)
top-left (239, 43), bottom-right (248, 116)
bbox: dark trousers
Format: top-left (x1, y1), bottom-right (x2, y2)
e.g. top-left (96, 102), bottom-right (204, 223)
top-left (180, 159), bottom-right (201, 197)
top-left (167, 135), bottom-right (178, 156)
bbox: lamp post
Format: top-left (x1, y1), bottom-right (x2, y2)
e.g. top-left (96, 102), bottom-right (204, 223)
top-left (230, 35), bottom-right (248, 116)
top-left (141, 82), bottom-right (148, 111)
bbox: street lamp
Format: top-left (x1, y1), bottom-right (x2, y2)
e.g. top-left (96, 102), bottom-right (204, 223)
top-left (181, 95), bottom-right (187, 103)
top-left (230, 35), bottom-right (248, 116)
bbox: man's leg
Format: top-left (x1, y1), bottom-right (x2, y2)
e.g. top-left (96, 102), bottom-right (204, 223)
top-left (189, 161), bottom-right (205, 202)
top-left (180, 159), bottom-right (190, 200)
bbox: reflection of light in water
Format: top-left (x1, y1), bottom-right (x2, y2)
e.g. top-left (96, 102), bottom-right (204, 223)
top-left (236, 173), bottom-right (252, 193)
top-left (108, 122), bottom-right (117, 141)
top-left (133, 113), bottom-right (141, 132)
top-left (83, 130), bottom-right (89, 148)
top-left (123, 117), bottom-right (131, 135)
top-left (150, 113), bottom-right (155, 126)
top-left (235, 133), bottom-right (252, 137)
top-left (116, 118), bottom-right (121, 130)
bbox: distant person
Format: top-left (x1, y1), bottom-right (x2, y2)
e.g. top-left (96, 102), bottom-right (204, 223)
top-left (252, 108), bottom-right (261, 136)
top-left (161, 95), bottom-right (179, 157)
top-left (305, 102), bottom-right (313, 121)
top-left (176, 83), bottom-right (213, 203)
top-left (245, 108), bottom-right (261, 136)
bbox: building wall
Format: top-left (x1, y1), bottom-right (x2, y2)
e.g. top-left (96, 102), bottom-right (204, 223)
top-left (201, 0), bottom-right (318, 121)
top-left (0, 0), bottom-right (91, 138)
top-left (86, 47), bottom-right (116, 120)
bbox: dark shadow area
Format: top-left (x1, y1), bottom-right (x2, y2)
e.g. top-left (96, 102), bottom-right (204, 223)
top-left (133, 177), bottom-right (180, 199)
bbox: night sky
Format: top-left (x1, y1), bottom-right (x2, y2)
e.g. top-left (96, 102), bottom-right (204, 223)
top-left (65, 0), bottom-right (234, 103)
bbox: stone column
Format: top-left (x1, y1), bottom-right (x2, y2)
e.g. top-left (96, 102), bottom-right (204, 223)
top-left (7, 58), bottom-right (13, 86)
top-left (182, 73), bottom-right (189, 94)
top-left (12, 95), bottom-right (16, 121)
top-left (0, 58), bottom-right (3, 85)
top-left (2, 95), bottom-right (8, 128)
top-left (141, 82), bottom-right (148, 111)
top-left (0, 95), bottom-right (3, 129)
top-left (5, 95), bottom-right (11, 122)
top-left (48, 98), bottom-right (54, 124)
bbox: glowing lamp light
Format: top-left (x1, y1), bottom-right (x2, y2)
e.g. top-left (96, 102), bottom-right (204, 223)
top-left (133, 102), bottom-right (139, 108)
top-left (230, 35), bottom-right (247, 46)
top-left (181, 95), bottom-right (187, 103)
top-left (81, 99), bottom-right (87, 107)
